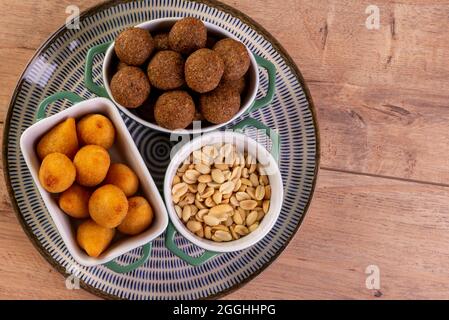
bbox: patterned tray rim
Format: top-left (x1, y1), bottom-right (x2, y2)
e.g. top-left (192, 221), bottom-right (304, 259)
top-left (2, 0), bottom-right (321, 300)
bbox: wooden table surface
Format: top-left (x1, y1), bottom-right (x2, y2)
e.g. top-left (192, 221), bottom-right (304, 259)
top-left (1, 0), bottom-right (449, 300)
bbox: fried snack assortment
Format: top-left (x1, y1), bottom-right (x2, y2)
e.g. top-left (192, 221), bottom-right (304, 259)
top-left (110, 17), bottom-right (250, 130)
top-left (36, 114), bottom-right (155, 258)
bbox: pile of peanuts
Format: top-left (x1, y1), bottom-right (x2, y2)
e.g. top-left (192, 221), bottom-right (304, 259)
top-left (171, 143), bottom-right (271, 242)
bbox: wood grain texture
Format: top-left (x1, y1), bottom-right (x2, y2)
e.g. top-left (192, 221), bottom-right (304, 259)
top-left (1, 0), bottom-right (449, 299)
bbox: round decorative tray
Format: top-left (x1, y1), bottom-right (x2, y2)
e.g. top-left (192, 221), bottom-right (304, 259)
top-left (3, 0), bottom-right (319, 299)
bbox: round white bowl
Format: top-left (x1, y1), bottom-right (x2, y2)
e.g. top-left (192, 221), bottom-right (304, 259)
top-left (102, 17), bottom-right (259, 135)
top-left (163, 131), bottom-right (283, 253)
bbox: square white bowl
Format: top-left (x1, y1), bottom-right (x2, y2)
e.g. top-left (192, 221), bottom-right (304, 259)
top-left (20, 97), bottom-right (168, 267)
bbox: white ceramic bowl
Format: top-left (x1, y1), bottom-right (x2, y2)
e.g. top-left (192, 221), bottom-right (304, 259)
top-left (164, 131), bottom-right (283, 253)
top-left (102, 17), bottom-right (259, 135)
top-left (20, 97), bottom-right (168, 267)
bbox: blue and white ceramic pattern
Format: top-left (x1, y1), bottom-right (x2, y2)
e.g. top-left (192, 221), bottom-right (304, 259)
top-left (3, 0), bottom-right (319, 299)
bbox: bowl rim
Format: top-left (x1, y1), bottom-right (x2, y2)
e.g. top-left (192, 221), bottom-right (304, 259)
top-left (102, 17), bottom-right (260, 135)
top-left (163, 130), bottom-right (283, 253)
top-left (19, 97), bottom-right (169, 266)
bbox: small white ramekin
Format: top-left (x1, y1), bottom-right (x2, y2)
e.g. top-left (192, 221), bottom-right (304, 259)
top-left (20, 96), bottom-right (168, 267)
top-left (164, 131), bottom-right (283, 253)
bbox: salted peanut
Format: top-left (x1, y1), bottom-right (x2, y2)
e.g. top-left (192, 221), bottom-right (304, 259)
top-left (259, 175), bottom-right (269, 186)
top-left (230, 167), bottom-right (242, 180)
top-left (201, 186), bottom-right (215, 198)
top-left (246, 187), bottom-right (256, 200)
top-left (230, 226), bottom-right (240, 240)
top-left (214, 163), bottom-right (228, 171)
top-left (195, 199), bottom-right (206, 209)
top-left (39, 153), bottom-right (76, 193)
top-left (214, 230), bottom-right (232, 242)
top-left (256, 210), bottom-right (265, 221)
top-left (197, 182), bottom-right (207, 194)
top-left (248, 222), bottom-right (259, 233)
top-left (232, 210), bottom-right (243, 225)
top-left (207, 181), bottom-right (221, 189)
top-left (230, 196), bottom-right (239, 207)
top-left (77, 219), bottom-right (115, 257)
top-left (89, 184), bottom-right (128, 228)
top-left (212, 191), bottom-right (222, 205)
top-left (264, 185), bottom-right (271, 200)
top-left (234, 224), bottom-right (249, 236)
top-left (263, 200), bottom-right (270, 213)
top-left (172, 175), bottom-right (181, 185)
top-left (59, 183), bottom-right (91, 218)
top-left (219, 181), bottom-right (234, 194)
top-left (242, 167), bottom-right (249, 178)
top-left (249, 173), bottom-right (259, 187)
top-left (204, 197), bottom-right (215, 208)
top-left (209, 204), bottom-right (233, 216)
top-left (241, 178), bottom-right (252, 186)
top-left (255, 185), bottom-right (265, 201)
top-left (73, 145), bottom-right (110, 187)
top-left (105, 163), bottom-right (139, 197)
top-left (182, 206), bottom-right (192, 223)
top-left (202, 145), bottom-right (218, 159)
top-left (236, 191), bottom-right (250, 201)
top-left (246, 210), bottom-right (258, 226)
top-left (240, 200), bottom-right (258, 211)
top-left (172, 182), bottom-right (188, 198)
top-left (204, 215), bottom-right (221, 226)
top-left (196, 227), bottom-right (204, 238)
top-left (211, 169), bottom-right (225, 183)
top-left (118, 196), bottom-right (153, 235)
top-left (187, 220), bottom-right (203, 233)
top-left (195, 163), bottom-right (211, 175)
top-left (37, 118), bottom-right (79, 160)
top-left (225, 216), bottom-right (233, 227)
top-left (196, 209), bottom-right (209, 222)
top-left (198, 174), bottom-right (212, 183)
top-left (175, 205), bottom-right (182, 219)
top-left (178, 163), bottom-right (189, 173)
top-left (233, 178), bottom-right (241, 192)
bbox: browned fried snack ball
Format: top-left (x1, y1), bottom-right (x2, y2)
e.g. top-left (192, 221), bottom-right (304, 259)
top-left (154, 91), bottom-right (195, 130)
top-left (104, 163), bottom-right (139, 197)
top-left (185, 48), bottom-right (224, 93)
top-left (200, 85), bottom-right (241, 124)
top-left (153, 32), bottom-right (170, 50)
top-left (89, 184), bottom-right (128, 228)
top-left (213, 38), bottom-right (250, 81)
top-left (114, 27), bottom-right (154, 66)
top-left (117, 61), bottom-right (128, 71)
top-left (110, 66), bottom-right (151, 108)
top-left (73, 145), bottom-right (110, 187)
top-left (39, 153), bottom-right (76, 193)
top-left (77, 114), bottom-right (116, 149)
top-left (59, 183), bottom-right (91, 218)
top-left (219, 77), bottom-right (246, 95)
top-left (169, 17), bottom-right (207, 55)
top-left (118, 196), bottom-right (154, 235)
top-left (77, 219), bottom-right (115, 258)
top-left (147, 50), bottom-right (185, 90)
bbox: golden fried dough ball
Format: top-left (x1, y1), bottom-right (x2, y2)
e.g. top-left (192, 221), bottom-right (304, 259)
top-left (77, 114), bottom-right (116, 149)
top-left (58, 183), bottom-right (91, 218)
top-left (89, 184), bottom-right (128, 228)
top-left (118, 196), bottom-right (154, 235)
top-left (104, 163), bottom-right (139, 197)
top-left (37, 118), bottom-right (78, 160)
top-left (77, 219), bottom-right (115, 257)
top-left (73, 145), bottom-right (110, 187)
top-left (39, 153), bottom-right (76, 193)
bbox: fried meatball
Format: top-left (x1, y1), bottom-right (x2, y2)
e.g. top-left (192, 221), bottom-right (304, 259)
top-left (114, 28), bottom-right (154, 66)
top-left (147, 50), bottom-right (185, 90)
top-left (185, 48), bottom-right (224, 93)
top-left (213, 38), bottom-right (250, 81)
top-left (219, 77), bottom-right (246, 95)
top-left (200, 85), bottom-right (241, 124)
top-left (110, 66), bottom-right (151, 108)
top-left (169, 17), bottom-right (207, 55)
top-left (154, 32), bottom-right (170, 50)
top-left (154, 91), bottom-right (195, 130)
